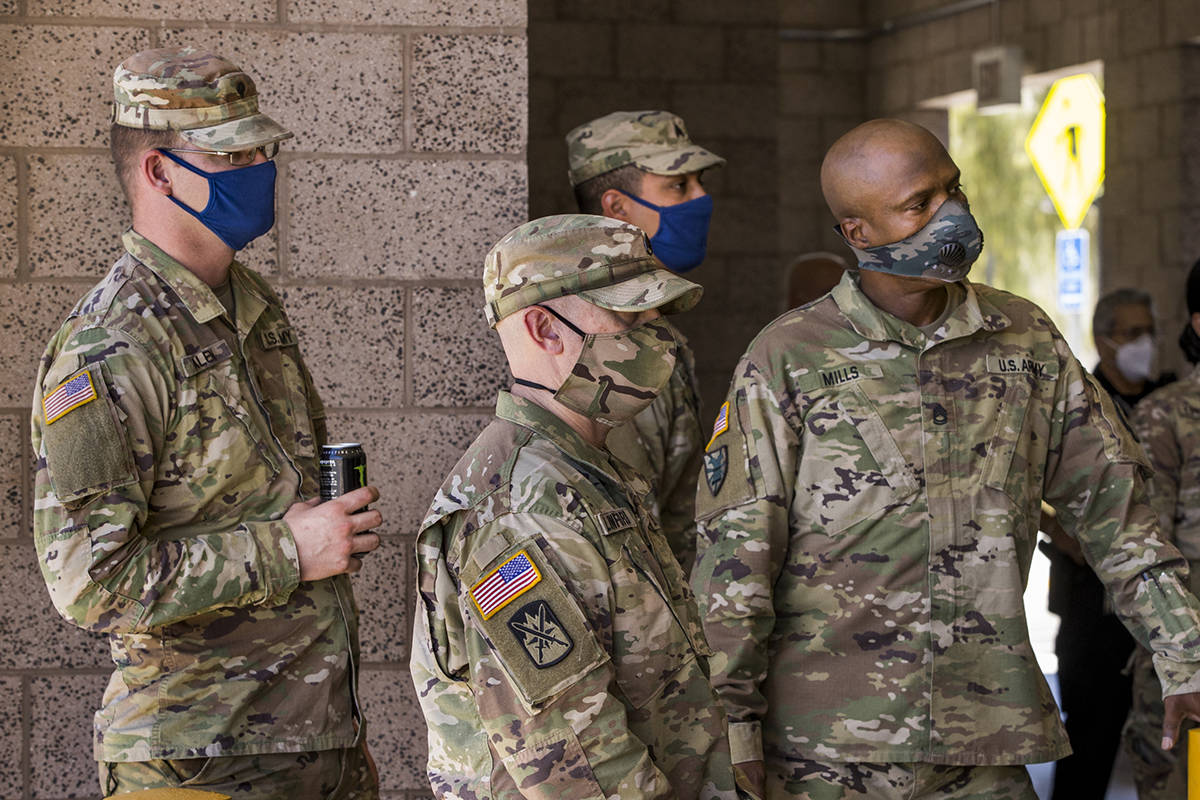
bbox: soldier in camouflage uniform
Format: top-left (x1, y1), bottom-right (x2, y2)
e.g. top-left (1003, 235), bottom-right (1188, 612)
top-left (410, 214), bottom-right (742, 800)
top-left (32, 48), bottom-right (381, 799)
top-left (691, 118), bottom-right (1200, 799)
top-left (1121, 260), bottom-right (1200, 799)
top-left (566, 110), bottom-right (725, 575)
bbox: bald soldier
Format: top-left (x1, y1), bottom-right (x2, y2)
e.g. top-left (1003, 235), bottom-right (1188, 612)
top-left (566, 111), bottom-right (725, 574)
top-left (32, 48), bottom-right (380, 798)
top-left (691, 118), bottom-right (1200, 799)
top-left (411, 215), bottom-right (740, 800)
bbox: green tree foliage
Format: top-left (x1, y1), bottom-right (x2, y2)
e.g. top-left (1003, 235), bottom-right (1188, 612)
top-left (949, 87), bottom-right (1101, 363)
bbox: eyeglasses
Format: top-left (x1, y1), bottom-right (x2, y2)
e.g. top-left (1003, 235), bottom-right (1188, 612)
top-left (164, 141), bottom-right (281, 166)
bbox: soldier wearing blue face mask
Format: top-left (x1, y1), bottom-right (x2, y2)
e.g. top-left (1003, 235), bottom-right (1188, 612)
top-left (564, 110), bottom-right (726, 578)
top-left (32, 47), bottom-right (382, 799)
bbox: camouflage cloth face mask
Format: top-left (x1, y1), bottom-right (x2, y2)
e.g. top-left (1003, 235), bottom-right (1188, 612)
top-left (515, 305), bottom-right (678, 427)
top-left (837, 197), bottom-right (985, 282)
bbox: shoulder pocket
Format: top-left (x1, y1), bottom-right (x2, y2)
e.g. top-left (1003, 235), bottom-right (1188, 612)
top-left (463, 542), bottom-right (608, 708)
top-left (41, 363), bottom-right (136, 508)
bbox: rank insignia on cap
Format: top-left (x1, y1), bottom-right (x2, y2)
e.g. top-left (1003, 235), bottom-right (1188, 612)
top-left (43, 371), bottom-right (98, 424)
top-left (507, 599), bottom-right (574, 668)
top-left (704, 445), bottom-right (728, 496)
top-left (707, 401), bottom-right (729, 450)
top-left (470, 550), bottom-right (541, 620)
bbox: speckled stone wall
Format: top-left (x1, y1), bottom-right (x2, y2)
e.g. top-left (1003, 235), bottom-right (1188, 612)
top-left (1, 3), bottom-right (526, 798)
top-left (528, 0), bottom-right (781, 417)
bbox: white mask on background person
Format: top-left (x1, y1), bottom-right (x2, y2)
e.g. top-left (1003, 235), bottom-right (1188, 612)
top-left (1111, 333), bottom-right (1157, 383)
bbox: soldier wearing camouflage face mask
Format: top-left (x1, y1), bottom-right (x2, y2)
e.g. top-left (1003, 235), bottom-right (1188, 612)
top-left (32, 47), bottom-right (381, 799)
top-left (410, 214), bottom-right (743, 800)
top-left (565, 110), bottom-right (725, 579)
top-left (691, 118), bottom-right (1200, 799)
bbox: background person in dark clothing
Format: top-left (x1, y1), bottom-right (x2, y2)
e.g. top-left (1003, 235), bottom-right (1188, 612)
top-left (1044, 288), bottom-right (1174, 800)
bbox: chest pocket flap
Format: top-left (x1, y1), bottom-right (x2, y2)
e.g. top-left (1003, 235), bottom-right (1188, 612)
top-left (792, 364), bottom-right (918, 534)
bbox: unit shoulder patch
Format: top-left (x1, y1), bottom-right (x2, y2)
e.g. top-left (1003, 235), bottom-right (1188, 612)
top-left (507, 599), bottom-right (574, 668)
top-left (703, 445), bottom-right (728, 496)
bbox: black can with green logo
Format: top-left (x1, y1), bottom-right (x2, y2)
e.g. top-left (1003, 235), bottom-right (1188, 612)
top-left (319, 443), bottom-right (367, 502)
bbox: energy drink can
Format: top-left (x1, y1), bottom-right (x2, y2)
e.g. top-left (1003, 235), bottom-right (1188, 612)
top-left (320, 443), bottom-right (367, 502)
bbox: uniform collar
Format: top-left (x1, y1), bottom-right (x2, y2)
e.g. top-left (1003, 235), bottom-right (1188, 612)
top-left (495, 390), bottom-right (630, 487)
top-left (830, 269), bottom-right (1011, 347)
top-left (122, 229), bottom-right (269, 335)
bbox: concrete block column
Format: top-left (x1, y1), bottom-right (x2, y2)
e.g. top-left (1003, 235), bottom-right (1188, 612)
top-left (0, 3), bottom-right (527, 798)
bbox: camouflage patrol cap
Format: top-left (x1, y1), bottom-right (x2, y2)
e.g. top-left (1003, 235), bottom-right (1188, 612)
top-left (566, 110), bottom-right (725, 186)
top-left (483, 214), bottom-right (702, 327)
top-left (112, 47), bottom-right (293, 151)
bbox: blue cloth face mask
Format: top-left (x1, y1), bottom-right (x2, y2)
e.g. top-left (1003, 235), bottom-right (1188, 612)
top-left (624, 192), bottom-right (713, 273)
top-left (158, 149), bottom-right (278, 251)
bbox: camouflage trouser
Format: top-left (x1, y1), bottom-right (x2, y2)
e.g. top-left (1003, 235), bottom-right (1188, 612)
top-left (1122, 648), bottom-right (1194, 800)
top-left (769, 759), bottom-right (1036, 800)
top-left (99, 742), bottom-right (378, 800)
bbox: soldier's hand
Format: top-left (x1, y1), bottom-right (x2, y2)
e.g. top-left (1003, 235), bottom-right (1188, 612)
top-left (734, 759), bottom-right (765, 800)
top-left (1161, 691), bottom-right (1200, 749)
top-left (1040, 508), bottom-right (1085, 565)
top-left (285, 485), bottom-right (382, 581)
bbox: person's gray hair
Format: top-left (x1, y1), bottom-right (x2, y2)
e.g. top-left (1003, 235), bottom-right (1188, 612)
top-left (1093, 288), bottom-right (1154, 338)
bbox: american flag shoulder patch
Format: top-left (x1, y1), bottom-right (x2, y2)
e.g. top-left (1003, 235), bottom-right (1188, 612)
top-left (471, 550), bottom-right (542, 620)
top-left (707, 401), bottom-right (730, 450)
top-left (43, 370), bottom-right (98, 424)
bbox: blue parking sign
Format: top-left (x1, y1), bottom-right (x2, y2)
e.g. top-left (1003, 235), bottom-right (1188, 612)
top-left (1056, 229), bottom-right (1089, 312)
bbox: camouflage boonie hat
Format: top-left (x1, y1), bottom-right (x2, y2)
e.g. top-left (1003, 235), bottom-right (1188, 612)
top-left (483, 214), bottom-right (702, 327)
top-left (112, 47), bottom-right (293, 151)
top-left (566, 110), bottom-right (725, 186)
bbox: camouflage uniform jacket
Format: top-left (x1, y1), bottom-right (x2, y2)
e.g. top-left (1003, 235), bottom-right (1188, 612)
top-left (692, 270), bottom-right (1200, 769)
top-left (1131, 363), bottom-right (1200, 590)
top-left (411, 390), bottom-right (738, 800)
top-left (32, 231), bottom-right (362, 762)
top-left (607, 320), bottom-right (705, 576)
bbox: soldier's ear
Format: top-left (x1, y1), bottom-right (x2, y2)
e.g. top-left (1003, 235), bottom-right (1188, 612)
top-left (1191, 312), bottom-right (1200, 339)
top-left (839, 217), bottom-right (870, 248)
top-left (139, 149), bottom-right (173, 196)
top-left (522, 306), bottom-right (563, 355)
top-left (601, 189), bottom-right (633, 222)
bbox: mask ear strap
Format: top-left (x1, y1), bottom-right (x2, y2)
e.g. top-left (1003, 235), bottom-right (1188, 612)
top-left (513, 378), bottom-right (556, 394)
top-left (156, 148), bottom-right (213, 177)
top-left (620, 191), bottom-right (663, 213)
top-left (156, 149), bottom-right (218, 217)
top-left (533, 303), bottom-right (586, 338)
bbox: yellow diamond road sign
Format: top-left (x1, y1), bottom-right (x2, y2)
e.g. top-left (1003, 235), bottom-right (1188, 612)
top-left (1025, 73), bottom-right (1105, 230)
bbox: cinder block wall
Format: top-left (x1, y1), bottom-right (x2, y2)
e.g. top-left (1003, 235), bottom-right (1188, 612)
top-left (528, 0), bottom-right (781, 417)
top-left (781, 0), bottom-right (1200, 373)
top-left (777, 1), bottom-right (868, 259)
top-left (0, 4), bottom-right (526, 798)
